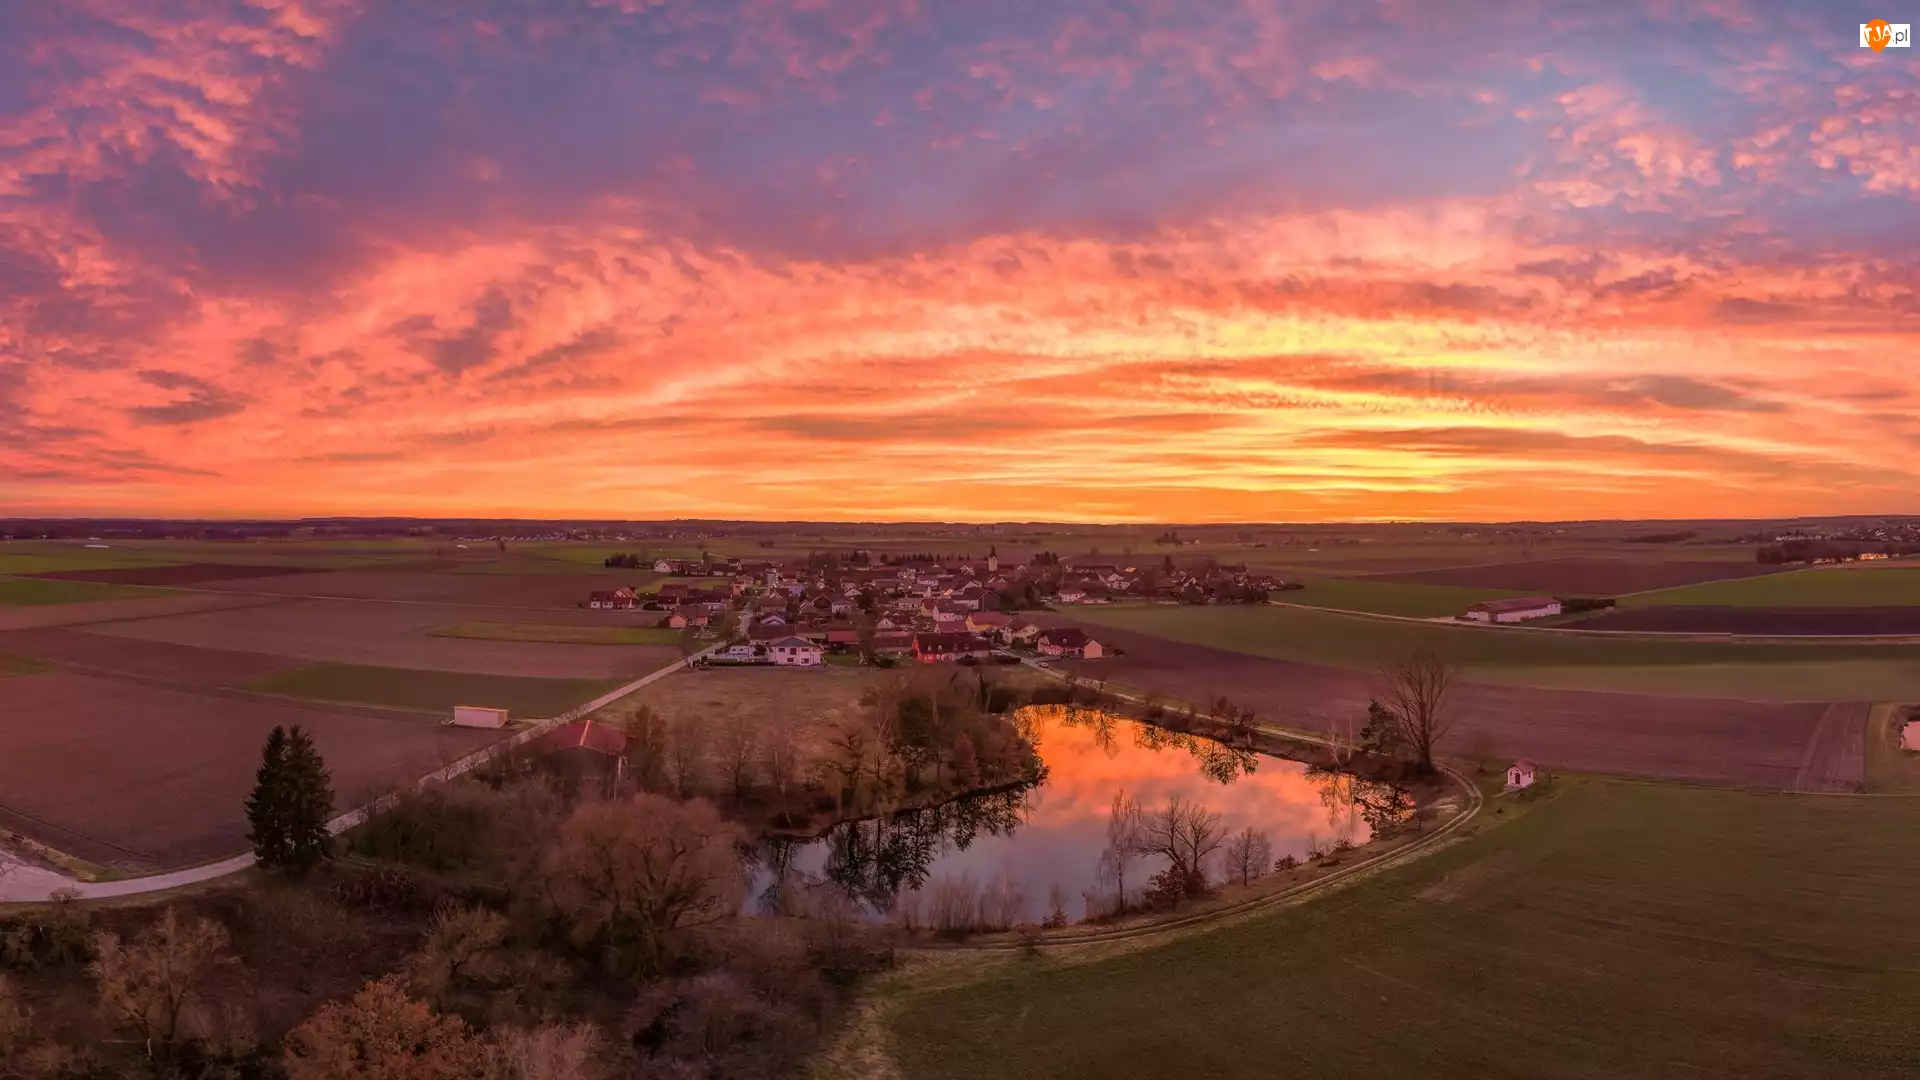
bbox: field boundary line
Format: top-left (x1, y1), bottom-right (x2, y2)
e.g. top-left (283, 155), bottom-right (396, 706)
top-left (0, 646), bottom-right (714, 905)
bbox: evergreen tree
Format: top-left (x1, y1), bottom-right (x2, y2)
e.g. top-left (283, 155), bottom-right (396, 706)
top-left (283, 725), bottom-right (335, 875)
top-left (244, 726), bottom-right (292, 868)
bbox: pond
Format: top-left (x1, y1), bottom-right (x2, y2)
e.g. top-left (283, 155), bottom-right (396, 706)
top-left (748, 704), bottom-right (1375, 926)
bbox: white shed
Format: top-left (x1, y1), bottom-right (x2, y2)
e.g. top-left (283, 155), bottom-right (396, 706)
top-left (1505, 760), bottom-right (1537, 790)
top-left (1902, 720), bottom-right (1920, 752)
top-left (450, 705), bottom-right (509, 729)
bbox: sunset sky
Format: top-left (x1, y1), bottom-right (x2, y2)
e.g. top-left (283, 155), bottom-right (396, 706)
top-left (3, 1), bottom-right (1917, 522)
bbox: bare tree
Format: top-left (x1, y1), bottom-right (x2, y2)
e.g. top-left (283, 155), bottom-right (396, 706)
top-left (761, 727), bottom-right (800, 802)
top-left (0, 974), bottom-right (30, 1069)
top-left (820, 718), bottom-right (875, 813)
top-left (406, 904), bottom-right (508, 1008)
top-left (665, 712), bottom-right (709, 797)
top-left (283, 976), bottom-right (490, 1080)
top-left (491, 1023), bottom-right (604, 1080)
top-left (542, 795), bottom-right (743, 976)
top-left (89, 908), bottom-right (234, 1071)
top-left (1223, 826), bottom-right (1273, 886)
top-left (1378, 647), bottom-right (1460, 775)
top-left (1095, 791), bottom-right (1145, 914)
top-left (715, 716), bottom-right (760, 801)
top-left (1142, 795), bottom-right (1225, 885)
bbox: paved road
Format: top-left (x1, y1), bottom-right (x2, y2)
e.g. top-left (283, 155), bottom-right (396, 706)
top-left (0, 647), bottom-right (710, 904)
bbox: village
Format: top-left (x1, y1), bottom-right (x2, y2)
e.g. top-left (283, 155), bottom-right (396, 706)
top-left (585, 547), bottom-right (1287, 667)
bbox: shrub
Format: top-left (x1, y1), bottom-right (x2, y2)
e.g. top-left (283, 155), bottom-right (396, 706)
top-left (625, 971), bottom-right (811, 1080)
top-left (330, 864), bottom-right (442, 915)
top-left (542, 796), bottom-right (743, 977)
top-left (0, 889), bottom-right (91, 971)
top-left (282, 976), bottom-right (490, 1080)
top-left (89, 908), bottom-right (236, 1073)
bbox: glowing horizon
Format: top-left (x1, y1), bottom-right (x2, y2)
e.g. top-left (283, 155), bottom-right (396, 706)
top-left (4, 2), bottom-right (1918, 523)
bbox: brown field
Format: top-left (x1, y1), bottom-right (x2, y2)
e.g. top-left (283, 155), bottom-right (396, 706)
top-left (191, 568), bottom-right (657, 608)
top-left (22, 562), bottom-right (331, 585)
top-left (0, 670), bottom-right (505, 870)
top-left (621, 664), bottom-right (881, 760)
top-left (1567, 606), bottom-right (1920, 635)
top-left (1366, 557), bottom-right (1781, 595)
top-left (81, 598), bottom-right (678, 678)
top-left (0, 628), bottom-right (303, 687)
top-left (1044, 621), bottom-right (1842, 790)
top-left (0, 591), bottom-right (274, 631)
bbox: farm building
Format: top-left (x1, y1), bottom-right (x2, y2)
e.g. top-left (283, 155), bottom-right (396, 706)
top-left (1903, 719), bottom-right (1920, 752)
top-left (911, 632), bottom-right (992, 663)
top-left (1463, 597), bottom-right (1563, 623)
top-left (449, 705), bottom-right (508, 729)
top-left (1036, 628), bottom-right (1104, 659)
top-left (549, 718), bottom-right (628, 799)
top-left (1506, 760), bottom-right (1538, 790)
top-left (767, 636), bottom-right (823, 666)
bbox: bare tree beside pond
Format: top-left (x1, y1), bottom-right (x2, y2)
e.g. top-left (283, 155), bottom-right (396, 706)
top-left (1224, 826), bottom-right (1273, 887)
top-left (1378, 648), bottom-right (1460, 776)
top-left (1096, 791), bottom-right (1146, 915)
top-left (1142, 795), bottom-right (1224, 899)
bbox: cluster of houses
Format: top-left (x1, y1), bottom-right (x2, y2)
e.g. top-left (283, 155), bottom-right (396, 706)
top-left (575, 551), bottom-right (1181, 667)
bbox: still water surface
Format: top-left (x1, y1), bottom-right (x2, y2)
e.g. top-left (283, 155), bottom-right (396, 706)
top-left (750, 705), bottom-right (1369, 922)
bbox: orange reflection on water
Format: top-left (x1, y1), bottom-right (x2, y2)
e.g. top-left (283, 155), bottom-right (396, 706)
top-left (1014, 705), bottom-right (1366, 852)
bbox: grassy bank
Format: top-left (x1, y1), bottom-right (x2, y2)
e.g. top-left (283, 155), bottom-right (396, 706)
top-left (884, 780), bottom-right (1920, 1079)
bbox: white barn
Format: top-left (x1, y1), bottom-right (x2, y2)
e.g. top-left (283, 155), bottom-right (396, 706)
top-left (1464, 597), bottom-right (1563, 623)
top-left (1505, 760), bottom-right (1537, 790)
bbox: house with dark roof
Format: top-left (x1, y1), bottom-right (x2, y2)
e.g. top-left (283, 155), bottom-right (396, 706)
top-left (911, 632), bottom-right (992, 663)
top-left (1037, 627), bottom-right (1104, 659)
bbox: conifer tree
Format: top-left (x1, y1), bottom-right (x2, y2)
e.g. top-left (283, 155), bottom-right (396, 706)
top-left (244, 726), bottom-right (292, 867)
top-left (282, 725), bottom-right (335, 875)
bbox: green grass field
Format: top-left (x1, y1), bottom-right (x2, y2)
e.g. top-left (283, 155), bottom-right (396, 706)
top-left (430, 621), bottom-right (682, 646)
top-left (1066, 603), bottom-right (1920, 700)
top-left (0, 576), bottom-right (174, 606)
top-left (887, 781), bottom-right (1920, 1079)
top-left (247, 662), bottom-right (627, 717)
top-left (1287, 578), bottom-right (1528, 618)
top-left (1623, 565), bottom-right (1920, 607)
